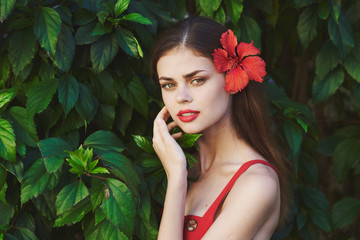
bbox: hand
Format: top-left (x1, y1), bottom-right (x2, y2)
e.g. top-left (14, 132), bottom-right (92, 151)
top-left (153, 107), bottom-right (187, 179)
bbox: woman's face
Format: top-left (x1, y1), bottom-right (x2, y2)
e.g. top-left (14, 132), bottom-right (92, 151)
top-left (157, 47), bottom-right (232, 134)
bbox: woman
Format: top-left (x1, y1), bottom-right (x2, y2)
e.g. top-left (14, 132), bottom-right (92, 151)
top-left (151, 16), bottom-right (291, 240)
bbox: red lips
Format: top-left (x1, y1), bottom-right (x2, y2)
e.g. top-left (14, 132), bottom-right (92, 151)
top-left (177, 109), bottom-right (200, 122)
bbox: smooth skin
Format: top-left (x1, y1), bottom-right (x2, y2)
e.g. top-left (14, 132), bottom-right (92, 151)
top-left (154, 47), bottom-right (280, 240)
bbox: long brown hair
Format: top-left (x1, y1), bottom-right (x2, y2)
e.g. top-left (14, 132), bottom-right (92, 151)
top-left (151, 16), bottom-right (292, 227)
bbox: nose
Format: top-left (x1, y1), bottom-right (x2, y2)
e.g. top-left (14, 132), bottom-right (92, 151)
top-left (176, 85), bottom-right (192, 103)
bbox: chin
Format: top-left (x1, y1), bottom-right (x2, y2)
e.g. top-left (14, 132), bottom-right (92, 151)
top-left (178, 125), bottom-right (203, 135)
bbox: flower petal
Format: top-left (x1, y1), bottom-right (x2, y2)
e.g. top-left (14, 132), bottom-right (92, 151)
top-left (241, 56), bottom-right (266, 83)
top-left (220, 30), bottom-right (237, 57)
top-left (213, 48), bottom-right (231, 72)
top-left (224, 66), bottom-right (249, 92)
top-left (237, 41), bottom-right (260, 61)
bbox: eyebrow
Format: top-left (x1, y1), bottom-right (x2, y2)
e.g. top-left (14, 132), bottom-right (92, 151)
top-left (158, 70), bottom-right (205, 81)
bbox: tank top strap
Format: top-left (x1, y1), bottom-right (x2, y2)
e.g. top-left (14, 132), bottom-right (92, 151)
top-left (202, 159), bottom-right (278, 219)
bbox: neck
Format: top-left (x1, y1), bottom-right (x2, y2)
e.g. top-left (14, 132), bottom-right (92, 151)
top-left (196, 114), bottom-right (247, 173)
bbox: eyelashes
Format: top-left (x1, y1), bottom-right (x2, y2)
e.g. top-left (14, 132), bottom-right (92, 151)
top-left (161, 83), bottom-right (175, 89)
top-left (160, 78), bottom-right (206, 90)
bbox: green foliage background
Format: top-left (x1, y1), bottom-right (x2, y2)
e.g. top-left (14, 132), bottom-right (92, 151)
top-left (0, 0), bottom-right (360, 239)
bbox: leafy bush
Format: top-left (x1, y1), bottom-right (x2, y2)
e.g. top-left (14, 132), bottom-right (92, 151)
top-left (0, 0), bottom-right (359, 239)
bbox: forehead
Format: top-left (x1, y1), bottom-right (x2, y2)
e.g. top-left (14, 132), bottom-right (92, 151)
top-left (157, 47), bottom-right (215, 77)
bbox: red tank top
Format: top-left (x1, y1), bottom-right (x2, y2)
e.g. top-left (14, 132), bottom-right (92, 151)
top-left (183, 160), bottom-right (278, 240)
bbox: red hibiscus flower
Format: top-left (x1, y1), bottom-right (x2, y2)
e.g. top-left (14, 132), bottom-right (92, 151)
top-left (212, 30), bottom-right (266, 92)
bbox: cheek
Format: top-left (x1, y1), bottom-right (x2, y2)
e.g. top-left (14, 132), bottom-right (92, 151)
top-left (162, 93), bottom-right (177, 118)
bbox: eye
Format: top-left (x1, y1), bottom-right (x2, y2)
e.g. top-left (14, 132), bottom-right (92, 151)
top-left (191, 78), bottom-right (205, 85)
top-left (161, 82), bottom-right (176, 89)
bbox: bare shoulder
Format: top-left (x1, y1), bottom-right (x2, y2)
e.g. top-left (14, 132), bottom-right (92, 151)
top-left (242, 162), bottom-right (279, 186)
top-left (223, 162), bottom-right (280, 215)
top-left (202, 162), bottom-right (281, 239)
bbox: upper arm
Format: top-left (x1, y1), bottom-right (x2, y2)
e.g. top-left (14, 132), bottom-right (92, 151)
top-left (202, 165), bottom-right (280, 240)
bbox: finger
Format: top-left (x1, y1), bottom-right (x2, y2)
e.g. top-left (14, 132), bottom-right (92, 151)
top-left (157, 118), bottom-right (173, 142)
top-left (154, 107), bottom-right (167, 135)
top-left (171, 132), bottom-right (183, 139)
top-left (156, 106), bottom-right (170, 122)
top-left (167, 121), bottom-right (178, 132)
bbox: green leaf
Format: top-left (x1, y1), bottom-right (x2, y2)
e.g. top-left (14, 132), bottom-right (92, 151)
top-left (185, 152), bottom-right (198, 168)
top-left (115, 28), bottom-right (142, 58)
top-left (315, 41), bottom-right (340, 80)
top-left (177, 133), bottom-right (202, 148)
top-left (99, 153), bottom-right (139, 195)
top-left (296, 210), bottom-right (306, 230)
top-left (0, 87), bottom-right (17, 109)
top-left (2, 159), bottom-right (24, 182)
top-left (297, 6), bottom-right (317, 49)
top-left (84, 130), bottom-right (125, 155)
top-left (94, 71), bottom-right (118, 105)
top-left (114, 0), bottom-right (130, 17)
top-left (91, 22), bottom-right (112, 36)
top-left (327, 17), bottom-right (342, 52)
top-left (75, 21), bottom-right (101, 45)
top-left (0, 165), bottom-right (6, 189)
top-left (32, 191), bottom-right (57, 221)
top-left (90, 178), bottom-right (105, 211)
top-left (329, 0), bottom-right (341, 22)
top-left (121, 13), bottom-right (152, 25)
top-left (0, 199), bottom-right (14, 226)
top-left (95, 104), bottom-right (115, 130)
top-left (91, 34), bottom-right (119, 72)
top-left (38, 138), bottom-right (71, 173)
top-left (101, 220), bottom-right (129, 239)
top-left (0, 0), bottom-right (15, 20)
top-left (53, 24), bottom-right (75, 72)
top-left (73, 8), bottom-right (96, 26)
top-left (317, 135), bottom-right (342, 156)
top-left (75, 83), bottom-right (95, 120)
top-left (318, 1), bottom-right (329, 19)
top-left (344, 54), bottom-right (360, 83)
top-left (101, 178), bottom-right (136, 237)
top-left (224, 0), bottom-right (243, 25)
top-left (332, 197), bottom-right (360, 229)
top-left (95, 207), bottom-right (106, 225)
top-left (0, 55), bottom-right (10, 81)
top-left (65, 146), bottom-right (95, 175)
top-left (332, 138), bottom-right (360, 182)
top-left (338, 14), bottom-right (354, 48)
top-left (33, 7), bottom-right (62, 55)
top-left (21, 158), bottom-right (61, 205)
top-left (116, 102), bottom-right (132, 136)
top-left (84, 218), bottom-right (128, 240)
top-left (8, 28), bottom-right (37, 76)
top-left (300, 186), bottom-right (330, 212)
top-left (90, 167), bottom-right (110, 174)
top-left (214, 7), bottom-right (226, 25)
top-left (54, 197), bottom-right (91, 227)
top-left (200, 0), bottom-right (221, 16)
top-left (26, 79), bottom-right (60, 119)
top-left (55, 5), bottom-right (72, 26)
top-left (132, 135), bottom-right (155, 154)
top-left (283, 119), bottom-right (303, 155)
top-left (6, 106), bottom-right (39, 147)
top-left (118, 76), bottom-right (148, 117)
top-left (0, 118), bottom-right (16, 162)
top-left (58, 74), bottom-right (79, 115)
top-left (313, 67), bottom-right (344, 102)
top-left (55, 181), bottom-right (89, 215)
top-left (3, 228), bottom-right (39, 240)
top-left (237, 14), bottom-right (261, 48)
top-left (310, 209), bottom-right (331, 232)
